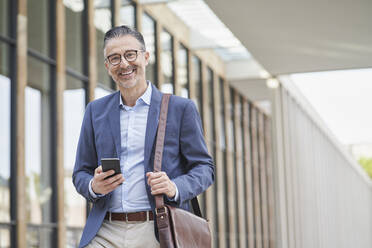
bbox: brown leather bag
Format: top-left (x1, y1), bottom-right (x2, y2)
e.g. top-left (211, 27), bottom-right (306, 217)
top-left (154, 94), bottom-right (212, 248)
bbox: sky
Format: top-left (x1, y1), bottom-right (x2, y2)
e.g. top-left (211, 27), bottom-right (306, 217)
top-left (290, 68), bottom-right (372, 146)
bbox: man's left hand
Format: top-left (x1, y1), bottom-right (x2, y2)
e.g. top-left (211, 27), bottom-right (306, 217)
top-left (146, 172), bottom-right (176, 198)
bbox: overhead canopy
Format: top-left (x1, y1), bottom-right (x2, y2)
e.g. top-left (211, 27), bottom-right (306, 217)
top-left (204, 0), bottom-right (372, 75)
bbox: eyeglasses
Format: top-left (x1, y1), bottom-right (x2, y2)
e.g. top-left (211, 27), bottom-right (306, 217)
top-left (105, 50), bottom-right (145, 66)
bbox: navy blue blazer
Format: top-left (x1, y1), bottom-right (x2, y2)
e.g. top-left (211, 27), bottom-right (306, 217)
top-left (73, 84), bottom-right (214, 247)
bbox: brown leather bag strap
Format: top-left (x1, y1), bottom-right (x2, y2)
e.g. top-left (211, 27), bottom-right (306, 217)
top-left (154, 94), bottom-right (171, 208)
top-left (154, 94), bottom-right (203, 218)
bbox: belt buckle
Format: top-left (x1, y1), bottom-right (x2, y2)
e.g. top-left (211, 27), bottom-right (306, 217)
top-left (125, 213), bottom-right (138, 223)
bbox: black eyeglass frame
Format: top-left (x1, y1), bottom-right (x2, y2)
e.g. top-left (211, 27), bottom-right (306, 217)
top-left (105, 49), bottom-right (145, 66)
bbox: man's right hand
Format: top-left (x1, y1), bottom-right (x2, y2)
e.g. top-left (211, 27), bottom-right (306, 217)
top-left (91, 165), bottom-right (125, 195)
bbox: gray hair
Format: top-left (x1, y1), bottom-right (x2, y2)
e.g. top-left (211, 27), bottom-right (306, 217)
top-left (103, 25), bottom-right (146, 50)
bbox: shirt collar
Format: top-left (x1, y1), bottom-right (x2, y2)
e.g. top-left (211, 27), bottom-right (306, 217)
top-left (119, 81), bottom-right (152, 108)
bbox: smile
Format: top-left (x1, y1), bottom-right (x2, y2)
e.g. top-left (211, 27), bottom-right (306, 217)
top-left (119, 69), bottom-right (135, 76)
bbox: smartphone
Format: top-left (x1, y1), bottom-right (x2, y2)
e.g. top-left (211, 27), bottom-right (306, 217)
top-left (101, 158), bottom-right (121, 178)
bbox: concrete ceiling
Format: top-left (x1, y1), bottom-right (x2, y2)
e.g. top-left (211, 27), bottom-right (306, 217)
top-left (204, 0), bottom-right (372, 75)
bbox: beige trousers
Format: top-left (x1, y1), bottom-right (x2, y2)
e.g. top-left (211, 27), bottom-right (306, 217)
top-left (86, 220), bottom-right (160, 248)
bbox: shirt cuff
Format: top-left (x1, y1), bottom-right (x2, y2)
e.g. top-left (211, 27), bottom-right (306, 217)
top-left (89, 178), bottom-right (105, 198)
top-left (167, 181), bottom-right (179, 202)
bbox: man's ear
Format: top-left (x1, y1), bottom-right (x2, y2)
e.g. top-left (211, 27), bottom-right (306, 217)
top-left (104, 61), bottom-right (111, 76)
top-left (144, 51), bottom-right (150, 66)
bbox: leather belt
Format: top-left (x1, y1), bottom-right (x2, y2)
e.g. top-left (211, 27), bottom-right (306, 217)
top-left (104, 211), bottom-right (154, 222)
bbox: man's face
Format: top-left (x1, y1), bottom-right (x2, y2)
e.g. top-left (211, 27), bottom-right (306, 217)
top-left (104, 35), bottom-right (149, 89)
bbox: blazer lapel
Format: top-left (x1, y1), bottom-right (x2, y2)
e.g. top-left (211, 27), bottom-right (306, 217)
top-left (108, 91), bottom-right (121, 158)
top-left (144, 84), bottom-right (162, 170)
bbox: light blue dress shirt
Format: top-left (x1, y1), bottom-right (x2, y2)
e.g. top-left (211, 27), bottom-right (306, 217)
top-left (89, 82), bottom-right (178, 213)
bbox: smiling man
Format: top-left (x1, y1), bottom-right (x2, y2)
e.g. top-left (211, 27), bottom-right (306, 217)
top-left (72, 25), bottom-right (214, 248)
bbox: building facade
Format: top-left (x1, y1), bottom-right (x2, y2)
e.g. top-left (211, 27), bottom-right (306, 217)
top-left (0, 0), bottom-right (275, 247)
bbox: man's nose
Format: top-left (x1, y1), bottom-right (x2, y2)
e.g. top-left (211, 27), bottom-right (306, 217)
top-left (119, 55), bottom-right (130, 67)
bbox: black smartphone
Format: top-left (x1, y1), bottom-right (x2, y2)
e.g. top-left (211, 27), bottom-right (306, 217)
top-left (101, 158), bottom-right (121, 178)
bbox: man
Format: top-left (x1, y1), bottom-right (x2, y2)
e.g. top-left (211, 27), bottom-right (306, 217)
top-left (73, 25), bottom-right (214, 248)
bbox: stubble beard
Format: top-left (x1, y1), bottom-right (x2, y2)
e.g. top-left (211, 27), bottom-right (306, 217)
top-left (117, 78), bottom-right (138, 89)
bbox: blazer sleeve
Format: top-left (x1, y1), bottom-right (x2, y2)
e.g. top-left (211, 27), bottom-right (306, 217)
top-left (172, 100), bottom-right (215, 206)
top-left (72, 103), bottom-right (99, 202)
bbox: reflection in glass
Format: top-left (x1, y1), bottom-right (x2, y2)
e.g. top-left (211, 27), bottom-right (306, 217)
top-left (25, 87), bottom-right (50, 224)
top-left (0, 74), bottom-right (10, 222)
top-left (0, 0), bottom-right (8, 36)
top-left (142, 13), bottom-right (157, 85)
top-left (25, 87), bottom-right (53, 247)
top-left (120, 2), bottom-right (135, 28)
top-left (26, 56), bottom-right (53, 245)
top-left (229, 87), bottom-right (238, 246)
top-left (142, 13), bottom-right (158, 86)
top-left (178, 44), bottom-right (189, 98)
top-left (64, 75), bottom-right (86, 228)
top-left (65, 0), bottom-right (84, 74)
top-left (192, 55), bottom-right (203, 120)
top-left (219, 77), bottom-right (229, 248)
top-left (27, 226), bottom-right (53, 248)
top-left (0, 228), bottom-right (10, 248)
top-left (0, 42), bottom-right (9, 75)
top-left (235, 94), bottom-right (242, 183)
top-left (207, 67), bottom-right (218, 247)
top-left (160, 30), bottom-right (174, 94)
top-left (28, 0), bottom-right (49, 55)
top-left (95, 86), bottom-right (112, 100)
top-left (219, 78), bottom-right (226, 150)
top-left (66, 228), bottom-right (83, 248)
top-left (207, 68), bottom-right (215, 153)
top-left (95, 0), bottom-right (112, 89)
top-left (229, 88), bottom-right (235, 154)
top-left (239, 95), bottom-right (245, 164)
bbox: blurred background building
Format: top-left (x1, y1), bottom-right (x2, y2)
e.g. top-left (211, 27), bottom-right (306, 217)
top-left (0, 0), bottom-right (371, 247)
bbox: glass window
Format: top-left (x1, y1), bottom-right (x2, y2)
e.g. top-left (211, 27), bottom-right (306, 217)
top-left (229, 88), bottom-right (235, 155)
top-left (65, 0), bottom-right (85, 74)
top-left (28, 0), bottom-right (49, 55)
top-left (178, 44), bottom-right (189, 98)
top-left (239, 95), bottom-right (249, 246)
top-left (66, 227), bottom-right (83, 248)
top-left (119, 1), bottom-right (135, 29)
top-left (95, 0), bottom-right (112, 89)
top-left (160, 30), bottom-right (174, 94)
top-left (235, 93), bottom-right (242, 151)
top-left (219, 77), bottom-right (229, 248)
top-left (229, 87), bottom-right (239, 245)
top-left (95, 86), bottom-right (112, 99)
top-left (64, 75), bottom-right (86, 246)
top-left (240, 95), bottom-right (245, 169)
top-left (142, 13), bottom-right (157, 85)
top-left (27, 226), bottom-right (54, 248)
top-left (0, 0), bottom-right (8, 37)
top-left (207, 67), bottom-right (215, 153)
top-left (26, 56), bottom-right (53, 245)
top-left (207, 67), bottom-right (218, 246)
top-left (0, 227), bottom-right (10, 247)
top-left (0, 42), bottom-right (9, 75)
top-left (191, 55), bottom-right (202, 118)
top-left (64, 77), bottom-right (86, 221)
top-left (0, 62), bottom-right (10, 223)
top-left (219, 78), bottom-right (226, 151)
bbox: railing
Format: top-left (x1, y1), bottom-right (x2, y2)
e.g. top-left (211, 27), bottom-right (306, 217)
top-left (271, 76), bottom-right (372, 248)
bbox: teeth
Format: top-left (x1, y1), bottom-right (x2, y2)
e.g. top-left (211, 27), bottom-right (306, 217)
top-left (120, 69), bottom-right (134, 76)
